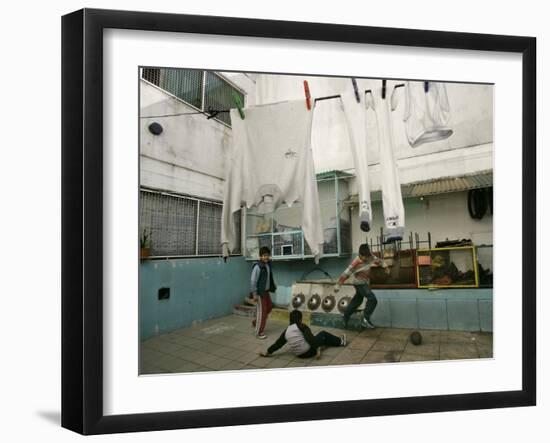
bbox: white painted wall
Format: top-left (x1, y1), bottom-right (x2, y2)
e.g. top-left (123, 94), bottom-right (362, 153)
top-left (140, 72), bottom-right (257, 200)
top-left (351, 191), bottom-right (493, 249)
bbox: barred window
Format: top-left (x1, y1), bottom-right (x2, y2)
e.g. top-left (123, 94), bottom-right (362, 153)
top-left (204, 71), bottom-right (244, 126)
top-left (140, 189), bottom-right (241, 257)
top-left (141, 68), bottom-right (244, 127)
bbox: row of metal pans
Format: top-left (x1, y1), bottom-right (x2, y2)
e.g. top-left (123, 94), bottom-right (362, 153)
top-left (291, 292), bottom-right (351, 313)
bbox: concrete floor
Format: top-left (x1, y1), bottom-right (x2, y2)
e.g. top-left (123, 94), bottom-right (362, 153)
top-left (140, 314), bottom-right (493, 374)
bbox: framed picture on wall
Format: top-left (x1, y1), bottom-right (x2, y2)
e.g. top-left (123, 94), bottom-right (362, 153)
top-left (61, 8), bottom-right (536, 435)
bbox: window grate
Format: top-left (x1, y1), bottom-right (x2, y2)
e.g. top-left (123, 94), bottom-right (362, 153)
top-left (159, 68), bottom-right (204, 110)
top-left (140, 190), bottom-right (241, 257)
top-left (140, 192), bottom-right (197, 256)
top-left (142, 68), bottom-right (161, 86)
top-left (204, 71), bottom-right (244, 126)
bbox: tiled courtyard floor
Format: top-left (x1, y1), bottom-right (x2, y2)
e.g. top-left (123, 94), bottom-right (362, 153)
top-left (140, 314), bottom-right (493, 374)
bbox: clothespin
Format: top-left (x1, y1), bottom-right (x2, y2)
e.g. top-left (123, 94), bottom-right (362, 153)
top-left (351, 78), bottom-right (360, 103)
top-left (381, 79), bottom-right (387, 99)
top-left (303, 80), bottom-right (311, 110)
top-left (232, 92), bottom-right (245, 120)
top-left (424, 81), bottom-right (429, 93)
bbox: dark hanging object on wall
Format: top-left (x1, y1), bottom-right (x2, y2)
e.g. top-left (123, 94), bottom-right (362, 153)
top-left (360, 221), bottom-right (371, 232)
top-left (148, 122), bottom-right (163, 135)
top-left (468, 189), bottom-right (489, 220)
top-left (487, 187), bottom-right (493, 215)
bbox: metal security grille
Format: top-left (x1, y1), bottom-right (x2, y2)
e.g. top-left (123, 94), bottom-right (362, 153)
top-left (204, 71), bottom-right (244, 126)
top-left (142, 68), bottom-right (160, 86)
top-left (140, 189), bottom-right (241, 257)
top-left (140, 191), bottom-right (197, 256)
top-left (197, 201), bottom-right (220, 255)
top-left (160, 68), bottom-right (203, 109)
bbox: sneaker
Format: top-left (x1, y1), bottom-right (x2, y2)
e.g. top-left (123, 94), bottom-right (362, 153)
top-left (257, 333), bottom-right (267, 340)
top-left (361, 318), bottom-right (376, 329)
top-left (340, 334), bottom-right (347, 347)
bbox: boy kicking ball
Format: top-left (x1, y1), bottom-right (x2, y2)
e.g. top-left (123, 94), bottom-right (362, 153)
top-left (334, 243), bottom-right (389, 329)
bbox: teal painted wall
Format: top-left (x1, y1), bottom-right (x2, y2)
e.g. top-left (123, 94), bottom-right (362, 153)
top-left (306, 288), bottom-right (493, 332)
top-left (139, 257), bottom-right (250, 340)
top-left (140, 256), bottom-right (493, 340)
top-left (371, 289), bottom-right (493, 331)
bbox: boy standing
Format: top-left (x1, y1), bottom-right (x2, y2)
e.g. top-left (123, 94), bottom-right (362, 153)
top-left (250, 246), bottom-right (277, 339)
top-left (334, 243), bottom-right (388, 329)
top-left (259, 310), bottom-right (346, 359)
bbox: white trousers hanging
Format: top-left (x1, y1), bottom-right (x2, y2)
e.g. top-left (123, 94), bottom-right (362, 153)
top-left (340, 90), bottom-right (372, 232)
top-left (369, 87), bottom-right (405, 241)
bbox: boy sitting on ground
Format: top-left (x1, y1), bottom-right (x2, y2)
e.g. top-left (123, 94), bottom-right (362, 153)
top-left (259, 309), bottom-right (346, 360)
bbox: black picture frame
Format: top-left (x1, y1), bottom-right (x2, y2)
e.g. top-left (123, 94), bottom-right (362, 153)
top-left (61, 8), bottom-right (536, 435)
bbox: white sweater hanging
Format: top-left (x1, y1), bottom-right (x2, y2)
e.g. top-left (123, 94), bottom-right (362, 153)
top-left (221, 100), bottom-right (324, 262)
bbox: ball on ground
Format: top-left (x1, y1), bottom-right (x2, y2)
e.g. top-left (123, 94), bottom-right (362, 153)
top-left (410, 331), bottom-right (422, 346)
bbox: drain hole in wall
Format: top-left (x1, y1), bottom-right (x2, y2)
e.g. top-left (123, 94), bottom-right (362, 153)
top-left (158, 287), bottom-right (170, 300)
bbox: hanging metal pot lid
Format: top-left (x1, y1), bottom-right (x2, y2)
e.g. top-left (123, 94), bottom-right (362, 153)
top-left (291, 293), bottom-right (305, 308)
top-left (322, 295), bottom-right (336, 312)
top-left (338, 296), bottom-right (352, 313)
top-left (307, 293), bottom-right (321, 311)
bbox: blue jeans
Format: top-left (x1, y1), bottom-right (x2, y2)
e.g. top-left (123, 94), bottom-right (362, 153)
top-left (343, 284), bottom-right (378, 324)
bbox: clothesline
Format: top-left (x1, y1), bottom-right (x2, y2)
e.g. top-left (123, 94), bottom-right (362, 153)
top-left (140, 109), bottom-right (230, 119)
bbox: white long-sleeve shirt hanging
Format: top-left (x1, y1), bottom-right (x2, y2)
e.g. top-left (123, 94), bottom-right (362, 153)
top-left (341, 90), bottom-right (372, 232)
top-left (403, 81), bottom-right (453, 148)
top-left (369, 85), bottom-right (405, 241)
top-left (221, 99), bottom-right (324, 262)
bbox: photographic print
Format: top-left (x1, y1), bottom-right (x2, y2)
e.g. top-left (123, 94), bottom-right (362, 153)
top-left (62, 9), bottom-right (536, 434)
top-left (138, 69), bottom-right (494, 375)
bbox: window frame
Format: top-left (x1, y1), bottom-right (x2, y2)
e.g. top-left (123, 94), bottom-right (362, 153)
top-left (140, 68), bottom-right (246, 128)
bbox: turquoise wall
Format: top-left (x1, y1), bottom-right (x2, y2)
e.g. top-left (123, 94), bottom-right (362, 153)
top-left (309, 288), bottom-right (493, 332)
top-left (140, 256), bottom-right (493, 340)
top-left (139, 257), bottom-right (250, 340)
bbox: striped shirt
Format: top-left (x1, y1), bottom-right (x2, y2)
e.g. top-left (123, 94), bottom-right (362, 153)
top-left (337, 256), bottom-right (386, 285)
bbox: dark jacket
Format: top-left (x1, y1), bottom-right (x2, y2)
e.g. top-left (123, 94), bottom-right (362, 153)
top-left (251, 260), bottom-right (276, 295)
